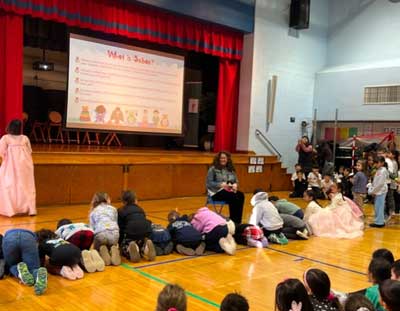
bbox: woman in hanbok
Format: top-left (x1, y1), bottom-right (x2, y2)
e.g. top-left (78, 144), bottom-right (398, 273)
top-left (0, 119), bottom-right (36, 216)
top-left (308, 184), bottom-right (363, 239)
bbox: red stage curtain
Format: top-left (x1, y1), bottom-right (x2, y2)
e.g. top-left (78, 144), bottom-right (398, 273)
top-left (214, 59), bottom-right (240, 152)
top-left (0, 11), bottom-right (23, 135)
top-left (0, 0), bottom-right (243, 60)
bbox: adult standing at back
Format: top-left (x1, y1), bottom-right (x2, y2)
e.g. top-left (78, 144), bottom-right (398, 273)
top-left (0, 119), bottom-right (36, 217)
top-left (206, 151), bottom-right (245, 224)
top-left (296, 136), bottom-right (313, 176)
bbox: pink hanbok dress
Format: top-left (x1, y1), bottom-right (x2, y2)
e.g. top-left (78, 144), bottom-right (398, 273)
top-left (0, 134), bottom-right (36, 216)
top-left (308, 193), bottom-right (363, 239)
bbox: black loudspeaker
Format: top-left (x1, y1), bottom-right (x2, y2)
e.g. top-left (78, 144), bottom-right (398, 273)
top-left (290, 0), bottom-right (310, 30)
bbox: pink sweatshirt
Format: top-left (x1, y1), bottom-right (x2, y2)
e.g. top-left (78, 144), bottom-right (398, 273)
top-left (190, 207), bottom-right (226, 234)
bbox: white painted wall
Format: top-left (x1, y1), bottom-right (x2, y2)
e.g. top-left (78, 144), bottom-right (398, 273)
top-left (327, 0), bottom-right (400, 67)
top-left (314, 0), bottom-right (400, 121)
top-left (243, 0), bottom-right (329, 171)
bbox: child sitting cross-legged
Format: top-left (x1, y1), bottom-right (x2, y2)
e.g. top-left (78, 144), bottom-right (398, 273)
top-left (167, 210), bottom-right (205, 256)
top-left (190, 207), bottom-right (236, 255)
top-left (290, 170), bottom-right (308, 198)
top-left (36, 229), bottom-right (84, 281)
top-left (118, 190), bottom-right (156, 262)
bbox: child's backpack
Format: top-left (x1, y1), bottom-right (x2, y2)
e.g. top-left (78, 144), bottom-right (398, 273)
top-left (150, 224), bottom-right (173, 256)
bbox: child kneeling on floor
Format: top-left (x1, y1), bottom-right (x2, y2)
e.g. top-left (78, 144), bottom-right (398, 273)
top-left (190, 207), bottom-right (236, 255)
top-left (89, 192), bottom-right (121, 266)
top-left (2, 229), bottom-right (48, 295)
top-left (118, 190), bottom-right (156, 262)
top-left (167, 210), bottom-right (205, 256)
top-left (56, 219), bottom-right (94, 251)
top-left (233, 224), bottom-right (268, 248)
top-left (249, 189), bottom-right (288, 245)
top-left (36, 229), bottom-right (84, 280)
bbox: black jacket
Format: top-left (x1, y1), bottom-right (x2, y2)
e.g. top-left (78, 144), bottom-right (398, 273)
top-left (118, 204), bottom-right (152, 243)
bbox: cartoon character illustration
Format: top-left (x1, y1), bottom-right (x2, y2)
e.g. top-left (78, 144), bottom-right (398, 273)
top-left (126, 110), bottom-right (138, 125)
top-left (160, 114), bottom-right (169, 128)
top-left (79, 106), bottom-right (91, 122)
top-left (152, 110), bottom-right (160, 127)
top-left (109, 107), bottom-right (124, 124)
top-left (141, 109), bottom-right (149, 127)
top-left (94, 105), bottom-right (106, 123)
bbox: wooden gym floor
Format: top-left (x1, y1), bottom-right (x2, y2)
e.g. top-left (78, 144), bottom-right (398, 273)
top-left (0, 192), bottom-right (399, 311)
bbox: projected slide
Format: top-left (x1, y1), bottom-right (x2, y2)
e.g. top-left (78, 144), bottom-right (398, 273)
top-left (66, 34), bottom-right (184, 135)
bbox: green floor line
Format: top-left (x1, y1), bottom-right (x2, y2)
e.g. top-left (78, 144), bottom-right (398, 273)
top-left (121, 263), bottom-right (220, 309)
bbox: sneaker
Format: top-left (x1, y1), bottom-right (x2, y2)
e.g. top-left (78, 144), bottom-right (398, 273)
top-left (0, 259), bottom-right (5, 279)
top-left (278, 233), bottom-right (289, 245)
top-left (142, 239), bottom-right (156, 261)
top-left (296, 230), bottom-right (309, 240)
top-left (226, 234), bottom-right (237, 255)
top-left (81, 250), bottom-right (96, 273)
top-left (90, 250), bottom-right (105, 272)
top-left (60, 266), bottom-right (76, 280)
top-left (99, 245), bottom-right (111, 266)
top-left (110, 245), bottom-right (121, 266)
top-left (176, 244), bottom-right (195, 256)
top-left (163, 241), bottom-right (174, 255)
top-left (34, 267), bottom-right (47, 295)
top-left (267, 233), bottom-right (280, 244)
top-left (17, 262), bottom-right (34, 286)
top-left (195, 242), bottom-right (206, 256)
top-left (369, 223), bottom-right (385, 228)
top-left (218, 237), bottom-right (235, 255)
top-left (71, 264), bottom-right (84, 279)
top-left (128, 241), bottom-right (141, 263)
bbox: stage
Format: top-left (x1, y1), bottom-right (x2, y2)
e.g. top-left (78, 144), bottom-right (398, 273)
top-left (30, 145), bottom-right (291, 206)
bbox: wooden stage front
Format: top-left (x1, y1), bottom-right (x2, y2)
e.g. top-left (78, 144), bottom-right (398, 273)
top-left (31, 145), bottom-right (292, 206)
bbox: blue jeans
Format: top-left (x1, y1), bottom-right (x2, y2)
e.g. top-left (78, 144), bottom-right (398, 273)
top-left (374, 193), bottom-right (387, 225)
top-left (2, 229), bottom-right (40, 279)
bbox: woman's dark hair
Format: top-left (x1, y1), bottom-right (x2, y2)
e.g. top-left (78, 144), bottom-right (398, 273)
top-left (372, 248), bottom-right (395, 265)
top-left (212, 151), bottom-right (235, 171)
top-left (220, 293), bottom-right (249, 311)
top-left (379, 279), bottom-right (400, 311)
top-left (57, 218), bottom-right (72, 228)
top-left (344, 294), bottom-right (374, 311)
top-left (121, 190), bottom-right (137, 205)
top-left (36, 229), bottom-right (57, 243)
top-left (368, 258), bottom-right (392, 284)
top-left (275, 279), bottom-right (314, 311)
top-left (6, 119), bottom-right (22, 135)
top-left (304, 190), bottom-right (321, 207)
top-left (305, 269), bottom-right (340, 309)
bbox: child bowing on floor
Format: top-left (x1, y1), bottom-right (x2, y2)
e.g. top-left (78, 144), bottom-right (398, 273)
top-left (167, 210), bottom-right (205, 256)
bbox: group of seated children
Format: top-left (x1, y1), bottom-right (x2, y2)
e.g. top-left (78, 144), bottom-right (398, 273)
top-left (155, 248), bottom-right (400, 311)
